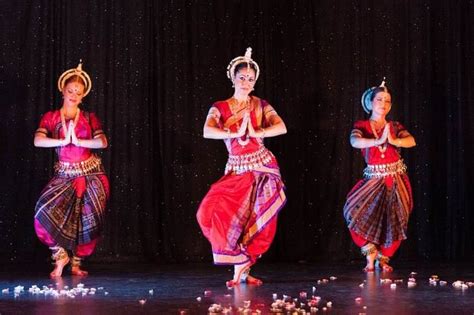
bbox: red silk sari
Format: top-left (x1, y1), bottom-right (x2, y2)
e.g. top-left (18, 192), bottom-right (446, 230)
top-left (197, 96), bottom-right (287, 264)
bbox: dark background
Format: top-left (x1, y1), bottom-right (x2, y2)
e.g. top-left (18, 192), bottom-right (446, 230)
top-left (0, 0), bottom-right (473, 265)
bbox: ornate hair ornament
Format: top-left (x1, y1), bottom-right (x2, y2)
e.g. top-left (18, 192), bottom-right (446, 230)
top-left (57, 60), bottom-right (92, 97)
top-left (361, 77), bottom-right (387, 113)
top-left (226, 47), bottom-right (260, 83)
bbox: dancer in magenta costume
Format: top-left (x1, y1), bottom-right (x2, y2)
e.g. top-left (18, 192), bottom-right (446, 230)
top-left (343, 79), bottom-right (416, 272)
top-left (34, 62), bottom-right (109, 278)
top-left (197, 48), bottom-right (287, 286)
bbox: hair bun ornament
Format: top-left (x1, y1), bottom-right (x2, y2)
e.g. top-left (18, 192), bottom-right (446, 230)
top-left (360, 77), bottom-right (387, 113)
top-left (57, 60), bottom-right (92, 97)
top-left (226, 47), bottom-right (260, 83)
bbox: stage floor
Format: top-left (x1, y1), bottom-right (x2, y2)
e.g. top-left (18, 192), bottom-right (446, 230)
top-left (0, 261), bottom-right (473, 314)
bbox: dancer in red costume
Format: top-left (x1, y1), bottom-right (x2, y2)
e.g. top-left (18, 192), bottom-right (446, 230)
top-left (34, 62), bottom-right (109, 278)
top-left (197, 48), bottom-right (287, 286)
top-left (343, 79), bottom-right (416, 272)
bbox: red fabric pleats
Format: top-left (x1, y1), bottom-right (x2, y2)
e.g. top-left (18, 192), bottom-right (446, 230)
top-left (350, 229), bottom-right (401, 257)
top-left (197, 165), bottom-right (286, 265)
top-left (34, 219), bottom-right (98, 257)
top-left (34, 175), bottom-right (107, 256)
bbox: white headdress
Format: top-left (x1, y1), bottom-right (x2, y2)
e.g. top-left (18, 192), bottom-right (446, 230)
top-left (57, 60), bottom-right (92, 97)
top-left (226, 47), bottom-right (260, 83)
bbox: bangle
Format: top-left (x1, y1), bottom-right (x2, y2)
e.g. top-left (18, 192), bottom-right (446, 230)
top-left (373, 139), bottom-right (377, 147)
top-left (225, 129), bottom-right (231, 139)
top-left (397, 139), bottom-right (402, 147)
top-left (261, 128), bottom-right (266, 138)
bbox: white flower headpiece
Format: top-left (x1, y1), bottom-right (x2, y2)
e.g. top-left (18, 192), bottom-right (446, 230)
top-left (226, 47), bottom-right (260, 83)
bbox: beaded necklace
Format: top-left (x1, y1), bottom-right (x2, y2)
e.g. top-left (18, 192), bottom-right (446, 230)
top-left (370, 119), bottom-right (388, 158)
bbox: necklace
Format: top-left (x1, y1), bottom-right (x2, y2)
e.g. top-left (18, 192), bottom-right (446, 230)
top-left (369, 119), bottom-right (387, 158)
top-left (60, 107), bottom-right (80, 139)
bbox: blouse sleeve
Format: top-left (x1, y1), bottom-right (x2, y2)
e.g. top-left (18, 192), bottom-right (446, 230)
top-left (206, 105), bottom-right (222, 125)
top-left (35, 112), bottom-right (53, 136)
top-left (350, 120), bottom-right (365, 138)
top-left (89, 113), bottom-right (105, 138)
top-left (262, 100), bottom-right (279, 126)
top-left (392, 121), bottom-right (407, 137)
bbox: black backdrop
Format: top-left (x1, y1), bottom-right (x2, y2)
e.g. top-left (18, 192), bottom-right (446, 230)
top-left (0, 0), bottom-right (473, 265)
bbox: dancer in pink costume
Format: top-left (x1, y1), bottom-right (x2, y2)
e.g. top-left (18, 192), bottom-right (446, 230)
top-left (34, 62), bottom-right (109, 278)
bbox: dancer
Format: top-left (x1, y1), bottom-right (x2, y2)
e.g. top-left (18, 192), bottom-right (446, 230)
top-left (343, 79), bottom-right (415, 272)
top-left (34, 62), bottom-right (110, 277)
top-left (197, 48), bottom-right (287, 286)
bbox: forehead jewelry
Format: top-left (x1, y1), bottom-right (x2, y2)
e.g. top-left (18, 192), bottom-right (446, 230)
top-left (57, 60), bottom-right (92, 97)
top-left (226, 47), bottom-right (260, 83)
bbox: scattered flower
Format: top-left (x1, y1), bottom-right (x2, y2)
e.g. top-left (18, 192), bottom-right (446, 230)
top-left (208, 303), bottom-right (223, 313)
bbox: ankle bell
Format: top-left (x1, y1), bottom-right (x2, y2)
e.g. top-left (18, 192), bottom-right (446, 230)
top-left (71, 256), bottom-right (83, 267)
top-left (50, 246), bottom-right (68, 261)
top-left (377, 253), bottom-right (390, 264)
top-left (361, 243), bottom-right (377, 256)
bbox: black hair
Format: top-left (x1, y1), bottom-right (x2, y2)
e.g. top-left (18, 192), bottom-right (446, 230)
top-left (234, 62), bottom-right (257, 76)
top-left (370, 86), bottom-right (392, 101)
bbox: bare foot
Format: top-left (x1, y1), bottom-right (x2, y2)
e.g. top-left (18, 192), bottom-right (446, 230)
top-left (376, 260), bottom-right (393, 272)
top-left (246, 275), bottom-right (263, 285)
top-left (363, 250), bottom-right (377, 272)
top-left (71, 266), bottom-right (89, 276)
top-left (225, 279), bottom-right (238, 287)
top-left (50, 256), bottom-right (70, 278)
top-left (226, 262), bottom-right (252, 287)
